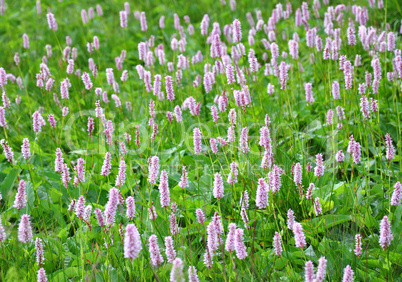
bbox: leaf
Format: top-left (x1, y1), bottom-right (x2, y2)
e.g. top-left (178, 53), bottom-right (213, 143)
top-left (0, 169), bottom-right (16, 198)
top-left (333, 182), bottom-right (346, 196)
top-left (37, 185), bottom-right (51, 201)
top-left (364, 211), bottom-right (377, 228)
top-left (307, 120), bottom-right (322, 133)
top-left (50, 267), bottom-right (80, 281)
top-left (305, 245), bottom-right (316, 257)
top-left (58, 225), bottom-right (71, 241)
top-left (65, 239), bottom-right (79, 255)
top-left (305, 214), bottom-right (352, 233)
top-left (274, 257), bottom-right (288, 270)
top-left (321, 200), bottom-right (334, 213)
top-left (371, 250), bottom-right (402, 267)
top-left (25, 181), bottom-right (35, 208)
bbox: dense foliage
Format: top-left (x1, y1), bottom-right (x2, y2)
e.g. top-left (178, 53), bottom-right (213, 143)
top-left (0, 0), bottom-right (401, 281)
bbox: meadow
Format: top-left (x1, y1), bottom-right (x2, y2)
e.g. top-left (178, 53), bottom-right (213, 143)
top-left (0, 0), bottom-right (401, 281)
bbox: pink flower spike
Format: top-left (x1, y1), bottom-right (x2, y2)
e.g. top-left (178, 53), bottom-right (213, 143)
top-left (387, 32), bottom-right (395, 52)
top-left (293, 163), bottom-right (302, 187)
top-left (360, 95), bottom-right (370, 119)
top-left (1, 139), bottom-right (13, 163)
top-left (32, 111), bottom-right (44, 134)
top-left (352, 142), bottom-right (361, 164)
top-left (267, 83), bottom-right (274, 95)
top-left (314, 153), bottom-right (324, 178)
top-left (306, 183), bottom-right (314, 200)
top-left (148, 156), bottom-right (160, 185)
top-left (332, 81), bottom-right (340, 99)
top-left (75, 195), bottom-right (85, 218)
top-left (0, 217), bottom-right (5, 242)
top-left (259, 126), bottom-right (271, 149)
top-left (342, 265), bottom-right (354, 282)
top-left (227, 162), bottom-right (238, 185)
top-left (292, 222), bottom-right (306, 248)
top-left (226, 65), bottom-right (235, 84)
top-left (213, 172), bottom-right (224, 199)
top-left (354, 234), bottom-right (362, 257)
top-left (347, 27), bottom-right (356, 45)
top-left (314, 197), bottom-right (323, 216)
top-left (81, 9), bottom-right (88, 24)
top-left (0, 107), bottom-right (7, 127)
top-left (305, 261), bottom-right (315, 282)
top-left (75, 158), bottom-right (85, 183)
top-left (203, 248), bottom-right (213, 268)
top-left (391, 181), bottom-right (401, 206)
top-left (158, 170), bottom-right (170, 208)
top-left (326, 110), bottom-right (333, 125)
top-left (165, 76), bottom-right (175, 101)
top-left (336, 150), bottom-right (344, 162)
top-left (232, 19), bottom-right (242, 43)
top-left (273, 232), bottom-right (282, 257)
top-left (210, 138), bottom-right (218, 154)
top-left (22, 33), bottom-right (29, 49)
top-left (35, 237), bottom-right (45, 266)
top-left (105, 188), bottom-right (119, 226)
top-left (170, 258), bottom-right (184, 282)
top-left (47, 12), bottom-right (58, 31)
top-left (240, 190), bottom-right (249, 210)
top-left (124, 224), bottom-right (142, 260)
top-left (148, 234), bottom-right (164, 267)
top-left (178, 166), bottom-right (189, 189)
top-left (169, 212), bottom-right (178, 235)
top-left (120, 11), bottom-right (127, 28)
top-left (148, 204), bottom-right (157, 220)
top-left (87, 117), bottom-right (94, 136)
top-left (100, 152), bottom-right (112, 176)
top-left (81, 72), bottom-right (93, 90)
top-left (256, 178), bottom-right (269, 209)
top-left (47, 114), bottom-right (56, 128)
top-left (379, 215), bottom-right (393, 250)
top-left (196, 209), bottom-right (205, 225)
top-left (18, 214), bottom-right (33, 243)
top-left (315, 256), bottom-right (327, 282)
top-left (207, 221), bottom-right (218, 254)
top-left (126, 196), bottom-right (135, 220)
top-left (188, 266), bottom-right (199, 282)
top-left (94, 208), bottom-right (105, 226)
top-left (225, 223), bottom-right (236, 253)
top-left (305, 82), bottom-right (314, 104)
top-left (165, 236), bottom-right (177, 263)
top-left (159, 16), bottom-right (165, 29)
top-left (279, 62), bottom-right (289, 90)
top-left (193, 128), bottom-right (202, 154)
top-left (174, 106), bottom-right (182, 122)
top-left (14, 179), bottom-right (27, 210)
top-left (234, 228), bottom-right (248, 259)
top-left (93, 36), bottom-right (99, 50)
top-left (240, 127), bottom-right (249, 153)
top-left (21, 138), bottom-right (31, 160)
top-left (288, 39), bottom-right (299, 59)
top-left (287, 209), bottom-right (295, 230)
top-left (115, 158), bottom-right (126, 187)
top-left (140, 12), bottom-right (147, 31)
top-left (61, 163), bottom-right (70, 188)
top-left (37, 268), bottom-right (48, 282)
top-left (0, 68), bottom-right (7, 86)
top-left (211, 105), bottom-right (219, 123)
top-left (385, 133), bottom-right (395, 161)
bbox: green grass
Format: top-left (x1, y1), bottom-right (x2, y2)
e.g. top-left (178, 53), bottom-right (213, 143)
top-left (0, 0), bottom-right (402, 281)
